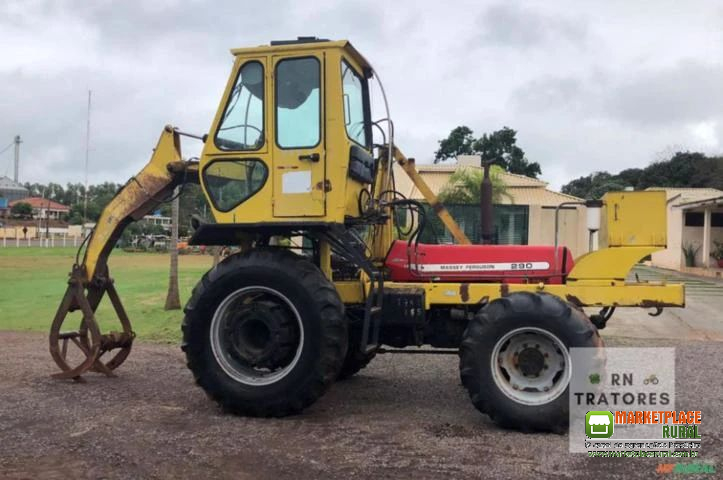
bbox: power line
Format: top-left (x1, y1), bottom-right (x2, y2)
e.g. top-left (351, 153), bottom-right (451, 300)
top-left (0, 141), bottom-right (15, 177)
top-left (84, 90), bottom-right (91, 225)
top-left (0, 141), bottom-right (14, 156)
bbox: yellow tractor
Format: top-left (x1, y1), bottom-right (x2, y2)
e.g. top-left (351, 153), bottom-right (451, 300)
top-left (49, 38), bottom-right (684, 431)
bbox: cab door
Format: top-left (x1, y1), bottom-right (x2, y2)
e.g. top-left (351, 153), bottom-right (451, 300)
top-left (271, 54), bottom-right (326, 217)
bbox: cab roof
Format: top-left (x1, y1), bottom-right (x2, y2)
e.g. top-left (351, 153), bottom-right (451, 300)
top-left (230, 38), bottom-right (371, 73)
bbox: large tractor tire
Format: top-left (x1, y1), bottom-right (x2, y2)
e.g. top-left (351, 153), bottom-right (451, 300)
top-left (459, 292), bottom-right (603, 432)
top-left (337, 325), bottom-right (376, 380)
top-left (182, 249), bottom-right (347, 417)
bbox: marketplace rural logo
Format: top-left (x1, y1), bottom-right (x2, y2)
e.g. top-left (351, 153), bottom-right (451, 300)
top-left (585, 410), bottom-right (702, 441)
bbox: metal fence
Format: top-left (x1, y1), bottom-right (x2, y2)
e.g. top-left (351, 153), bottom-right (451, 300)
top-left (1, 234), bottom-right (81, 248)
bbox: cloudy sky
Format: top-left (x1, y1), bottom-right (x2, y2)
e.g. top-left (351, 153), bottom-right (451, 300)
top-left (1, 0), bottom-right (722, 189)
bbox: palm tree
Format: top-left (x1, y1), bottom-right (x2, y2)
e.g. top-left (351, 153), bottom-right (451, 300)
top-left (164, 188), bottom-right (181, 310)
top-left (438, 166), bottom-right (510, 204)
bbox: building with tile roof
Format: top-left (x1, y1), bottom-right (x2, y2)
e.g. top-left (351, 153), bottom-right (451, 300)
top-left (647, 187), bottom-right (723, 271)
top-left (392, 155), bottom-right (590, 257)
top-left (9, 196), bottom-right (70, 220)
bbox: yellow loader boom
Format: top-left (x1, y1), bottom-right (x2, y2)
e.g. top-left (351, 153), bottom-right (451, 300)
top-left (82, 126), bottom-right (197, 282)
top-left (49, 126), bottom-right (198, 379)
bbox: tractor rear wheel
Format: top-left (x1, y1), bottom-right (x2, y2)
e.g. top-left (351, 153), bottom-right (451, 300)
top-left (459, 292), bottom-right (602, 432)
top-left (182, 249), bottom-right (347, 417)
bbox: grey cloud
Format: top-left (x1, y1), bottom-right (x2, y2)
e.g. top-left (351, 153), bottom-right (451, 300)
top-left (510, 76), bottom-right (587, 113)
top-left (604, 60), bottom-right (723, 126)
top-left (474, 3), bottom-right (587, 49)
top-left (68, 0), bottom-right (296, 51)
top-left (511, 59), bottom-right (723, 129)
top-left (1, 0), bottom-right (722, 189)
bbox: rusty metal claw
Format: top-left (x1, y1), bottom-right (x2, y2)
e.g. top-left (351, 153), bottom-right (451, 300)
top-left (49, 267), bottom-right (134, 381)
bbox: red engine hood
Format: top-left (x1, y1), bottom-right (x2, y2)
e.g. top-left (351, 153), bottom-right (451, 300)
top-left (384, 241), bottom-right (574, 284)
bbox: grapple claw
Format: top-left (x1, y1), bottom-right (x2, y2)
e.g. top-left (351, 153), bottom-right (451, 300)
top-left (49, 266), bottom-right (134, 380)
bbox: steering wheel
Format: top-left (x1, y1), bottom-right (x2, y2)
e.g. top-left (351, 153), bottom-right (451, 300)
top-left (217, 124), bottom-right (263, 150)
top-left (219, 123), bottom-right (263, 135)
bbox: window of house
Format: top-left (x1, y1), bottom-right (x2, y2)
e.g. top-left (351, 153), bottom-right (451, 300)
top-left (203, 159), bottom-right (267, 212)
top-left (275, 57), bottom-right (320, 148)
top-left (685, 211), bottom-right (723, 227)
top-left (418, 204), bottom-right (529, 244)
top-left (215, 61), bottom-right (265, 151)
top-left (494, 205), bottom-right (530, 245)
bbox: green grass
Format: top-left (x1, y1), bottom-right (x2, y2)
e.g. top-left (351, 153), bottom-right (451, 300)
top-left (0, 247), bottom-right (214, 342)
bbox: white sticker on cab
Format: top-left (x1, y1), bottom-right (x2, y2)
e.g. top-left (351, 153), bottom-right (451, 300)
top-left (282, 171), bottom-right (312, 194)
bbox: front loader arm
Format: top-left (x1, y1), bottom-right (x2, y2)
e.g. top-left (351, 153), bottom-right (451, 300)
top-left (391, 146), bottom-right (471, 245)
top-left (82, 125), bottom-right (198, 283)
top-left (50, 125), bottom-right (198, 380)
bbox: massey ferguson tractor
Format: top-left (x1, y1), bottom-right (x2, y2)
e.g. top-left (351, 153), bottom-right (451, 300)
top-left (49, 38), bottom-right (684, 432)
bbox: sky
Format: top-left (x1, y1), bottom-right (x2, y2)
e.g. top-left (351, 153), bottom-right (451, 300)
top-left (1, 0), bottom-right (722, 190)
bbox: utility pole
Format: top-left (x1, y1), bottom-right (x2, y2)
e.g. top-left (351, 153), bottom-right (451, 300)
top-left (83, 90), bottom-right (92, 228)
top-left (13, 135), bottom-right (21, 183)
top-left (46, 189), bottom-right (51, 240)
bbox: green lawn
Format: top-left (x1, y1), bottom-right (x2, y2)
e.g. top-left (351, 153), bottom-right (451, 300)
top-left (0, 247), bottom-right (214, 343)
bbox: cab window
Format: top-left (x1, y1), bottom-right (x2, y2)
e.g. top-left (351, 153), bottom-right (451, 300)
top-left (275, 57), bottom-right (321, 148)
top-left (203, 159), bottom-right (267, 212)
top-left (215, 61), bottom-right (265, 151)
top-left (341, 60), bottom-right (368, 148)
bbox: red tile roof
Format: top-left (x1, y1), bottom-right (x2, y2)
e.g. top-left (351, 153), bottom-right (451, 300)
top-left (9, 197), bottom-right (70, 211)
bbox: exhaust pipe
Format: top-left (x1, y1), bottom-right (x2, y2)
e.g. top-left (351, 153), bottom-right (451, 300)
top-left (480, 161), bottom-right (494, 245)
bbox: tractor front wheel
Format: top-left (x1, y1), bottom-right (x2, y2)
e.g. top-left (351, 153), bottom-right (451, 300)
top-left (459, 292), bottom-right (602, 432)
top-left (182, 249), bottom-right (347, 417)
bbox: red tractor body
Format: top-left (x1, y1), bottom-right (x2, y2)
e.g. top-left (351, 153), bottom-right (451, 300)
top-left (384, 241), bottom-right (574, 284)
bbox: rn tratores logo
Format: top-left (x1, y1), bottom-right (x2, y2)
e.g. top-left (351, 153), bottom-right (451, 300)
top-left (569, 348), bottom-right (677, 454)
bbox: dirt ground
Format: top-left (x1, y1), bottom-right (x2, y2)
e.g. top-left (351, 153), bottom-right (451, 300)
top-left (0, 331), bottom-right (720, 480)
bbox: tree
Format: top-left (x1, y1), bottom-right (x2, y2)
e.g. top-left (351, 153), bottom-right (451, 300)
top-left (561, 172), bottom-right (614, 199)
top-left (561, 172), bottom-right (628, 200)
top-left (11, 202), bottom-right (32, 218)
top-left (434, 126), bottom-right (474, 162)
top-left (473, 127), bottom-right (541, 178)
top-left (159, 183), bottom-right (211, 236)
top-left (437, 166), bottom-right (510, 204)
top-left (616, 168), bottom-right (643, 190)
top-left (561, 152), bottom-right (723, 199)
top-left (435, 126), bottom-right (541, 178)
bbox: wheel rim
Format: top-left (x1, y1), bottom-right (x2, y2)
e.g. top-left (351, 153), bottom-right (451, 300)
top-left (490, 326), bottom-right (570, 406)
top-left (210, 286), bottom-right (304, 386)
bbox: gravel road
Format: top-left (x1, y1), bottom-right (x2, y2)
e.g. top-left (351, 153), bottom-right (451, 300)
top-left (0, 331), bottom-right (720, 479)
